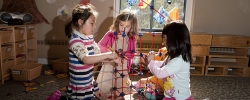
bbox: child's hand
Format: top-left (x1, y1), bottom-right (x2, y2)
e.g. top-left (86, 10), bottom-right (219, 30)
top-left (113, 56), bottom-right (122, 65)
top-left (140, 55), bottom-right (149, 65)
top-left (147, 51), bottom-right (155, 62)
top-left (108, 52), bottom-right (122, 65)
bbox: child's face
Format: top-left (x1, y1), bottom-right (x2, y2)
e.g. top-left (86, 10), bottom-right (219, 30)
top-left (80, 15), bottom-right (96, 36)
top-left (118, 20), bottom-right (131, 34)
top-left (162, 35), bottom-right (167, 46)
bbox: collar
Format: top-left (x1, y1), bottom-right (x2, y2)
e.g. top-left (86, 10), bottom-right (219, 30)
top-left (73, 30), bottom-right (93, 39)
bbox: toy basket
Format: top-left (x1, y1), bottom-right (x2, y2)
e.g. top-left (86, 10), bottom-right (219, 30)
top-left (51, 58), bottom-right (69, 73)
top-left (0, 30), bottom-right (13, 43)
top-left (11, 63), bottom-right (42, 81)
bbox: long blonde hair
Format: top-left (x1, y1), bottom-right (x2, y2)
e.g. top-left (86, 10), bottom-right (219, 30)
top-left (109, 9), bottom-right (138, 39)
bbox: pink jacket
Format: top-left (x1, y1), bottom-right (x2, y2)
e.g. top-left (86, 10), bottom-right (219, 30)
top-left (98, 31), bottom-right (136, 71)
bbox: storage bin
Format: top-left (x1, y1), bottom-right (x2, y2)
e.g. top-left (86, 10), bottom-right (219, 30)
top-left (225, 67), bottom-right (245, 76)
top-left (231, 36), bottom-right (248, 47)
top-left (15, 42), bottom-right (25, 54)
top-left (212, 35), bottom-right (232, 47)
top-left (1, 45), bottom-right (13, 59)
top-left (205, 66), bottom-right (225, 76)
top-left (191, 45), bottom-right (209, 56)
top-left (16, 55), bottom-right (26, 65)
top-left (0, 30), bottom-right (12, 43)
top-left (51, 58), bottom-right (69, 73)
top-left (190, 66), bottom-right (204, 76)
top-left (11, 63), bottom-right (42, 81)
top-left (190, 33), bottom-right (212, 45)
top-left (27, 29), bottom-right (35, 39)
top-left (191, 56), bottom-right (206, 66)
top-left (15, 29), bottom-right (25, 41)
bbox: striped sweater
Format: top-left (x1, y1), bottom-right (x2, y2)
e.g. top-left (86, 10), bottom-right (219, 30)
top-left (67, 30), bottom-right (100, 100)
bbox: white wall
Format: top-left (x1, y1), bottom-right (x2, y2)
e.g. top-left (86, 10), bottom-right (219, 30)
top-left (91, 0), bottom-right (114, 42)
top-left (35, 0), bottom-right (81, 40)
top-left (192, 0), bottom-right (250, 36)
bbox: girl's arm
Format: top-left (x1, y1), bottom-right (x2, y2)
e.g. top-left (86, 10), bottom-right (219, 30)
top-left (98, 31), bottom-right (113, 53)
top-left (148, 57), bottom-right (182, 78)
top-left (82, 52), bottom-right (118, 64)
top-left (148, 60), bottom-right (169, 78)
top-left (93, 41), bottom-right (115, 63)
top-left (70, 38), bottom-right (118, 65)
top-left (146, 51), bottom-right (169, 78)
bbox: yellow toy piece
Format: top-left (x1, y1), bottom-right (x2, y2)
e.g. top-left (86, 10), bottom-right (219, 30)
top-left (148, 47), bottom-right (174, 95)
top-left (135, 47), bottom-right (173, 95)
top-left (148, 76), bottom-right (164, 91)
top-left (163, 77), bottom-right (173, 91)
top-left (155, 47), bottom-right (167, 61)
top-left (139, 0), bottom-right (152, 9)
top-left (169, 7), bottom-right (179, 21)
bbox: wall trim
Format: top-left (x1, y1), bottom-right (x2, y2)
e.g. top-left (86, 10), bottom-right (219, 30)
top-left (37, 40), bottom-right (68, 45)
top-left (38, 58), bottom-right (57, 65)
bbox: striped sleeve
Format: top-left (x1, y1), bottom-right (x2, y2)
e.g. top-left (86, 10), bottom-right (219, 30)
top-left (69, 38), bottom-right (88, 60)
top-left (93, 41), bottom-right (101, 54)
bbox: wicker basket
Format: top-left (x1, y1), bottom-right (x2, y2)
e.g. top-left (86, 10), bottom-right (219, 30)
top-left (51, 58), bottom-right (69, 73)
top-left (10, 63), bottom-right (42, 81)
top-left (27, 29), bottom-right (35, 39)
top-left (14, 29), bottom-right (25, 41)
top-left (16, 55), bottom-right (26, 65)
top-left (1, 45), bottom-right (13, 59)
top-left (0, 30), bottom-right (13, 43)
top-left (15, 42), bottom-right (25, 54)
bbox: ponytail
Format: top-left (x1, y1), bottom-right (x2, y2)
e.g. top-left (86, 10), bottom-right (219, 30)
top-left (65, 21), bottom-right (73, 38)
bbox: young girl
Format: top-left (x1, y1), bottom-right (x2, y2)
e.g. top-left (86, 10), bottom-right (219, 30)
top-left (63, 4), bottom-right (121, 100)
top-left (147, 21), bottom-right (193, 100)
top-left (95, 9), bottom-right (138, 99)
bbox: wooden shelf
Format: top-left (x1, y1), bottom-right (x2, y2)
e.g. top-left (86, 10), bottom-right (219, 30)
top-left (208, 54), bottom-right (247, 58)
top-left (206, 72), bottom-right (225, 76)
top-left (246, 68), bottom-right (250, 77)
top-left (190, 66), bottom-right (204, 76)
top-left (191, 56), bottom-right (206, 66)
top-left (205, 66), bottom-right (225, 76)
top-left (191, 34), bottom-right (250, 77)
top-left (207, 56), bottom-right (248, 67)
top-left (28, 49), bottom-right (36, 51)
top-left (210, 46), bottom-right (248, 48)
top-left (209, 61), bottom-right (246, 67)
top-left (27, 37), bottom-right (36, 40)
top-left (28, 60), bottom-right (37, 63)
top-left (227, 71), bottom-right (244, 76)
top-left (0, 73), bottom-right (11, 83)
top-left (225, 67), bottom-right (246, 76)
top-left (0, 24), bottom-right (37, 84)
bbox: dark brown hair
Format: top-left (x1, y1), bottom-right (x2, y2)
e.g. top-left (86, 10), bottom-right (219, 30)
top-left (162, 20), bottom-right (192, 63)
top-left (65, 4), bottom-right (98, 38)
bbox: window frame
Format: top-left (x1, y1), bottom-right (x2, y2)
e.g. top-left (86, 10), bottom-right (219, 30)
top-left (118, 0), bottom-right (188, 32)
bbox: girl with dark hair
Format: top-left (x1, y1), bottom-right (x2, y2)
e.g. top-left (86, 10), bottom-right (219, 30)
top-left (147, 20), bottom-right (193, 100)
top-left (64, 4), bottom-right (121, 100)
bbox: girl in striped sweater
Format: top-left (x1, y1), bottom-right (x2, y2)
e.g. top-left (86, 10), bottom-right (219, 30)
top-left (64, 4), bottom-right (121, 100)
